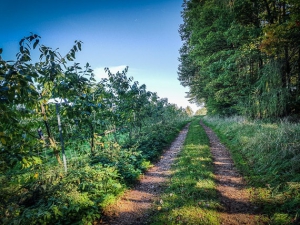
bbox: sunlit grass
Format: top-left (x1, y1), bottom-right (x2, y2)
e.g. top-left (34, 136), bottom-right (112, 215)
top-left (149, 117), bottom-right (221, 224)
top-left (202, 115), bottom-right (300, 224)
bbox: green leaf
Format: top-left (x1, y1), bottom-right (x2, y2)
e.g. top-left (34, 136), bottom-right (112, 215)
top-left (26, 75), bottom-right (33, 82)
top-left (33, 39), bottom-right (39, 49)
top-left (0, 48), bottom-right (2, 54)
top-left (29, 35), bottom-right (35, 42)
top-left (1, 138), bottom-right (6, 145)
top-left (19, 38), bottom-right (25, 46)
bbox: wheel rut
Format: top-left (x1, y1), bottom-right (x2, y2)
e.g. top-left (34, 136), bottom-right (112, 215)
top-left (99, 124), bottom-right (190, 225)
top-left (200, 120), bottom-right (262, 225)
top-left (99, 121), bottom-right (263, 225)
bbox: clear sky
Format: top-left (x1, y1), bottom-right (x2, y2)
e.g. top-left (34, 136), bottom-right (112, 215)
top-left (0, 0), bottom-right (199, 112)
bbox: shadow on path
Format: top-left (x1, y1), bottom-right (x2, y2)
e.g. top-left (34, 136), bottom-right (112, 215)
top-left (200, 120), bottom-right (266, 225)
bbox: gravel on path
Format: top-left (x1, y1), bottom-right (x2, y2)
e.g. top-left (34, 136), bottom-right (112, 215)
top-left (99, 124), bottom-right (190, 225)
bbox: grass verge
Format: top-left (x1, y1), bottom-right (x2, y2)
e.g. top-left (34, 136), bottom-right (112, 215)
top-left (149, 117), bottom-right (221, 224)
top-left (202, 116), bottom-right (300, 224)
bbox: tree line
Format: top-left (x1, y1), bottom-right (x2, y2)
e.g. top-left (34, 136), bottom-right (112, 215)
top-left (0, 35), bottom-right (190, 224)
top-left (178, 0), bottom-right (300, 118)
top-left (0, 34), bottom-right (188, 171)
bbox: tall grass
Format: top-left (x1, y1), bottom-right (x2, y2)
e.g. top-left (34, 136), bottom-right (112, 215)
top-left (202, 116), bottom-right (300, 224)
top-left (150, 117), bottom-right (220, 224)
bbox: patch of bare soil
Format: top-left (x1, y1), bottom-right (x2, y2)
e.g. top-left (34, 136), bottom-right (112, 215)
top-left (200, 120), bottom-right (264, 225)
top-left (98, 124), bottom-right (190, 225)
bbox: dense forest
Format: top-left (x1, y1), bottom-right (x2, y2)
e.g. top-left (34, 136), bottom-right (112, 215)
top-left (177, 2), bottom-right (300, 221)
top-left (178, 0), bottom-right (300, 118)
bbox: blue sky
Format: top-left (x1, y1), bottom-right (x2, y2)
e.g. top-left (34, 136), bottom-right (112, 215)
top-left (0, 0), bottom-right (199, 112)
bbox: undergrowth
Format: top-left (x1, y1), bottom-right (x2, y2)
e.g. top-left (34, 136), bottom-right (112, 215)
top-left (149, 117), bottom-right (220, 224)
top-left (0, 120), bottom-right (189, 225)
top-left (202, 116), bottom-right (300, 224)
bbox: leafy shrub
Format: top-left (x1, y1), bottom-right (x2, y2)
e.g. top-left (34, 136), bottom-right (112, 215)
top-left (137, 122), bottom-right (183, 161)
top-left (1, 165), bottom-right (123, 225)
top-left (91, 142), bottom-right (148, 184)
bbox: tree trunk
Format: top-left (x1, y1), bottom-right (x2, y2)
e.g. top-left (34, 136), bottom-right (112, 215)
top-left (56, 104), bottom-right (67, 172)
top-left (90, 123), bottom-right (95, 154)
top-left (298, 47), bottom-right (300, 90)
top-left (263, 0), bottom-right (274, 24)
top-left (41, 103), bottom-right (62, 165)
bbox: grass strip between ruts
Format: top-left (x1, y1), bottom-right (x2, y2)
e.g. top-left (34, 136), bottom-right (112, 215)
top-left (149, 116), bottom-right (221, 224)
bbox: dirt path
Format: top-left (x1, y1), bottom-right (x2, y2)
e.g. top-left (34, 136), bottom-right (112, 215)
top-left (99, 124), bottom-right (190, 225)
top-left (99, 121), bottom-right (263, 225)
top-left (200, 120), bottom-right (261, 225)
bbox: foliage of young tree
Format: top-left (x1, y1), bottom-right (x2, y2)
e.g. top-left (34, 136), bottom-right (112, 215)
top-left (185, 105), bottom-right (194, 116)
top-left (195, 107), bottom-right (207, 116)
top-left (179, 0), bottom-right (300, 118)
top-left (0, 35), bottom-right (189, 224)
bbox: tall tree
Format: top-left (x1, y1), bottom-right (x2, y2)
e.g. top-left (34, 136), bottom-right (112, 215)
top-left (179, 0), bottom-right (300, 118)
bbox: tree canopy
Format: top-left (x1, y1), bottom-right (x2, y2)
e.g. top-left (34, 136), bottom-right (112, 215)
top-left (179, 0), bottom-right (300, 118)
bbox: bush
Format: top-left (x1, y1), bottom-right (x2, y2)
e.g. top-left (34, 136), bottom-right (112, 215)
top-left (1, 165), bottom-right (123, 225)
top-left (137, 122), bottom-right (186, 161)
